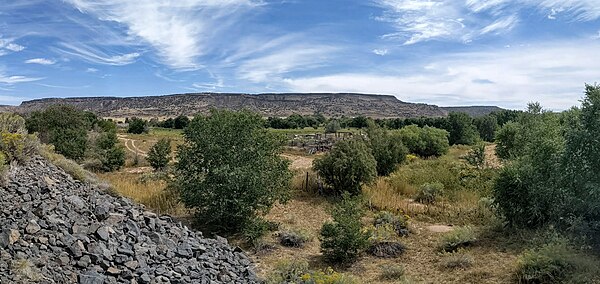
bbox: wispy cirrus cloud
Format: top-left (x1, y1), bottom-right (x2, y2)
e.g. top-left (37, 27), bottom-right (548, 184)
top-left (63, 0), bottom-right (261, 69)
top-left (25, 58), bottom-right (56, 65)
top-left (55, 42), bottom-right (140, 66)
top-left (0, 73), bottom-right (43, 84)
top-left (374, 0), bottom-right (600, 45)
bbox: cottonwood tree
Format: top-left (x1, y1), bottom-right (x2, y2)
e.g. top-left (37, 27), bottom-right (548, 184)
top-left (173, 109), bottom-right (291, 233)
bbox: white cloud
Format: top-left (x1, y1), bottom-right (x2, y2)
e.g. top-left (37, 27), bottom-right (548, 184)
top-left (0, 73), bottom-right (43, 84)
top-left (373, 48), bottom-right (389, 56)
top-left (86, 67), bottom-right (98, 73)
top-left (64, 0), bottom-right (260, 69)
top-left (374, 0), bottom-right (600, 45)
top-left (0, 38), bottom-right (25, 55)
top-left (25, 58), bottom-right (56, 65)
top-left (56, 42), bottom-right (140, 65)
top-left (480, 15), bottom-right (519, 35)
top-left (236, 45), bottom-right (337, 83)
top-left (282, 40), bottom-right (600, 110)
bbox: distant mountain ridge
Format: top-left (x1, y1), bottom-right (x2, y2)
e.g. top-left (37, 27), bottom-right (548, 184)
top-left (6, 93), bottom-right (502, 118)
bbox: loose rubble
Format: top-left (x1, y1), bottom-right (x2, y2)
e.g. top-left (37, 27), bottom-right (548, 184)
top-left (0, 157), bottom-right (258, 283)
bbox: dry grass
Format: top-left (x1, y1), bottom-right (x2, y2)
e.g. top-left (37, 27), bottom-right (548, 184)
top-left (98, 172), bottom-right (187, 217)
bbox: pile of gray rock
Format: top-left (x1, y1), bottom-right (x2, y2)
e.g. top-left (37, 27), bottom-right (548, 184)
top-left (0, 157), bottom-right (258, 283)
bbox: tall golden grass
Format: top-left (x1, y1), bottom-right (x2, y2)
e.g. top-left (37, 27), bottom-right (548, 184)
top-left (98, 172), bottom-right (187, 216)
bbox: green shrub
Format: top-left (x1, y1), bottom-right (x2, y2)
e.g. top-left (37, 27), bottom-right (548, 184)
top-left (300, 268), bottom-right (358, 284)
top-left (242, 217), bottom-right (277, 246)
top-left (462, 143), bottom-right (486, 168)
top-left (320, 193), bottom-right (370, 264)
top-left (26, 105), bottom-right (90, 160)
top-left (373, 211), bottom-right (409, 236)
top-left (366, 124), bottom-right (408, 176)
top-left (265, 260), bottom-right (359, 284)
top-left (278, 229), bottom-right (311, 248)
top-left (85, 125), bottom-right (125, 172)
top-left (127, 117), bottom-right (148, 134)
top-left (440, 249), bottom-right (474, 270)
top-left (379, 264), bottom-right (405, 281)
top-left (174, 109), bottom-right (291, 234)
top-left (515, 241), bottom-right (600, 284)
top-left (397, 125), bottom-right (449, 157)
top-left (415, 182), bottom-right (444, 204)
top-left (313, 139), bottom-right (377, 195)
top-left (147, 138), bottom-right (171, 171)
top-left (0, 113), bottom-right (39, 164)
top-left (265, 259), bottom-right (310, 284)
top-left (439, 226), bottom-right (477, 252)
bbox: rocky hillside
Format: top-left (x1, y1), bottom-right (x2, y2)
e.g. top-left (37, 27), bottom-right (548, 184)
top-left (0, 157), bottom-right (257, 283)
top-left (441, 106), bottom-right (504, 117)
top-left (17, 93), bottom-right (448, 119)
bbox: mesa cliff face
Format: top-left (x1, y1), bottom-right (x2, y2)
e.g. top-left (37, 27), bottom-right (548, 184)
top-left (17, 93), bottom-right (448, 118)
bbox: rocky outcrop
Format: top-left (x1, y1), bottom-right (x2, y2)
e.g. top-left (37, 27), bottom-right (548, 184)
top-left (17, 93), bottom-right (448, 119)
top-left (0, 157), bottom-right (257, 283)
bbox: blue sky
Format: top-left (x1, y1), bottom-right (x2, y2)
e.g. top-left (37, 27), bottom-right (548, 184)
top-left (1, 0), bottom-right (599, 109)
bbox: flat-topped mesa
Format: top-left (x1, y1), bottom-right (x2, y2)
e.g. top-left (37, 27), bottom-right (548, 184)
top-left (0, 157), bottom-right (258, 283)
top-left (17, 93), bottom-right (448, 119)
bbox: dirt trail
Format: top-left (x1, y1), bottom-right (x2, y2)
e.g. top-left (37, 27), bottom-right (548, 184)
top-left (118, 134), bottom-right (148, 157)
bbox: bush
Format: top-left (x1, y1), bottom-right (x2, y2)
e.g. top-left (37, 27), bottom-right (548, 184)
top-left (368, 240), bottom-right (406, 258)
top-left (379, 264), bottom-right (405, 281)
top-left (440, 250), bottom-right (474, 270)
top-left (366, 124), bottom-right (408, 176)
top-left (313, 139), bottom-right (377, 195)
top-left (462, 143), bottom-right (486, 168)
top-left (320, 193), bottom-right (370, 264)
top-left (174, 109), bottom-right (292, 234)
top-left (85, 123), bottom-right (125, 172)
top-left (414, 182), bottom-right (444, 204)
top-left (265, 259), bottom-right (310, 284)
top-left (147, 138), bottom-right (171, 171)
top-left (266, 260), bottom-right (358, 284)
top-left (278, 229), bottom-right (311, 248)
top-left (0, 113), bottom-right (39, 164)
top-left (127, 117), bottom-right (148, 134)
top-left (242, 217), bottom-right (277, 246)
top-left (300, 268), bottom-right (358, 284)
top-left (474, 115), bottom-right (498, 142)
top-left (26, 105), bottom-right (90, 160)
top-left (515, 241), bottom-right (600, 284)
top-left (373, 211), bottom-right (409, 236)
top-left (439, 226), bottom-right (477, 252)
top-left (397, 125), bottom-right (449, 157)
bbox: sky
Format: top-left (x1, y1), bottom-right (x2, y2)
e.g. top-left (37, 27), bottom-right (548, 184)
top-left (1, 0), bottom-right (600, 109)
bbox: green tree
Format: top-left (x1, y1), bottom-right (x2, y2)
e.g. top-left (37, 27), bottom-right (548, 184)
top-left (349, 116), bottom-right (369, 128)
top-left (325, 120), bottom-right (341, 133)
top-left (474, 115), bottom-right (498, 142)
top-left (320, 193), bottom-right (370, 264)
top-left (173, 115), bottom-right (190, 129)
top-left (313, 139), bottom-right (377, 194)
top-left (366, 124), bottom-right (408, 176)
top-left (147, 138), bottom-right (171, 171)
top-left (494, 121), bottom-right (521, 159)
top-left (447, 112), bottom-right (479, 145)
top-left (173, 109), bottom-right (292, 233)
top-left (127, 117), bottom-right (148, 134)
top-left (26, 105), bottom-right (90, 160)
top-left (397, 125), bottom-right (449, 157)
